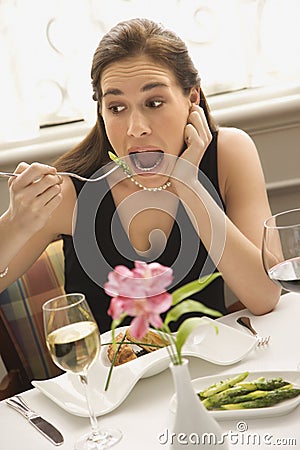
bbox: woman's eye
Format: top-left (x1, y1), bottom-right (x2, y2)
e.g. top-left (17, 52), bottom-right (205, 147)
top-left (109, 105), bottom-right (125, 114)
top-left (147, 100), bottom-right (163, 108)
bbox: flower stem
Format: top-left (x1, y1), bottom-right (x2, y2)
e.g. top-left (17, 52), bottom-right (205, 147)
top-left (158, 325), bottom-right (179, 365)
top-left (104, 333), bottom-right (126, 391)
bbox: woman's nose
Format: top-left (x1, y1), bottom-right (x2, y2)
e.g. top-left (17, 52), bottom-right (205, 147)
top-left (127, 110), bottom-right (151, 137)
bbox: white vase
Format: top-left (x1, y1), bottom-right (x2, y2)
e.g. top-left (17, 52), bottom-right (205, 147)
top-left (169, 358), bottom-right (228, 449)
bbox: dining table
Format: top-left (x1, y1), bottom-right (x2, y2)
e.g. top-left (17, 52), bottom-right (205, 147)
top-left (1, 291), bottom-right (300, 450)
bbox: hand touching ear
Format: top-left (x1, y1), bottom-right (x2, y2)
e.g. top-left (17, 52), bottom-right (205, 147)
top-left (184, 105), bottom-right (212, 165)
top-left (171, 105), bottom-right (212, 188)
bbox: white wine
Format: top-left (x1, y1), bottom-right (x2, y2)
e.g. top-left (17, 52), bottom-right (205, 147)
top-left (47, 321), bottom-right (100, 373)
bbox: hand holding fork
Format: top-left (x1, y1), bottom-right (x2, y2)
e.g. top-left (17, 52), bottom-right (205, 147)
top-left (0, 165), bottom-right (118, 183)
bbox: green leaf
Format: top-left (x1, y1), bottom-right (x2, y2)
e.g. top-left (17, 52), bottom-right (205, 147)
top-left (171, 273), bottom-right (222, 306)
top-left (108, 151), bottom-right (118, 162)
top-left (164, 299), bottom-right (222, 326)
top-left (175, 317), bottom-right (217, 364)
top-left (108, 151), bottom-right (131, 173)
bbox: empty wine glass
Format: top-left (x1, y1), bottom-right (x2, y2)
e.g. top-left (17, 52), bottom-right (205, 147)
top-left (262, 208), bottom-right (300, 293)
top-left (42, 293), bottom-right (122, 449)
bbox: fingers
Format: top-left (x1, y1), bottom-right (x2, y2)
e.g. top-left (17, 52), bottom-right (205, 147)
top-left (186, 105), bottom-right (212, 148)
top-left (181, 106), bottom-right (212, 168)
top-left (10, 162), bottom-right (61, 195)
top-left (7, 163), bottom-right (64, 235)
top-left (34, 182), bottom-right (63, 209)
top-left (12, 162), bottom-right (57, 187)
top-left (184, 123), bottom-right (199, 148)
top-left (26, 173), bottom-right (62, 198)
top-left (9, 161), bottom-right (63, 214)
top-left (171, 106), bottom-right (212, 188)
top-left (7, 162), bottom-right (29, 188)
top-left (14, 161), bottom-right (30, 174)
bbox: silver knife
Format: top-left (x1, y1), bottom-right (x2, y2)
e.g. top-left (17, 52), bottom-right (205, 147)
top-left (6, 395), bottom-right (64, 446)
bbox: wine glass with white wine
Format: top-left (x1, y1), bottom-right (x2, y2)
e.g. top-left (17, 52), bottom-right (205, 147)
top-left (42, 293), bottom-right (122, 449)
top-left (263, 208), bottom-right (300, 293)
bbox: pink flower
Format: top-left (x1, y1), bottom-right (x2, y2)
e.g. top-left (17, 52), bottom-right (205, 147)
top-left (104, 261), bottom-right (173, 339)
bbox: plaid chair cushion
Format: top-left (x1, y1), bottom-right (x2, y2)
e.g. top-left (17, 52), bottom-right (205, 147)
top-left (0, 239), bottom-right (65, 380)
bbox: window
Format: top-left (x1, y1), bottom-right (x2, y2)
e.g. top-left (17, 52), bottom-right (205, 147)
top-left (0, 0), bottom-right (299, 143)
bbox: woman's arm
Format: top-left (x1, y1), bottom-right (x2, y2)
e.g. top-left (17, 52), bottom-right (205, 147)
top-left (172, 109), bottom-right (281, 315)
top-left (0, 162), bottom-right (75, 292)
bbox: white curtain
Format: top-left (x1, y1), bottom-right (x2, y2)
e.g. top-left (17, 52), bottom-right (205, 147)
top-left (0, 0), bottom-right (299, 143)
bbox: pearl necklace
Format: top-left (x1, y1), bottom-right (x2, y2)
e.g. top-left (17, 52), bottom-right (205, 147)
top-left (126, 173), bottom-right (171, 192)
top-left (108, 151), bottom-right (171, 192)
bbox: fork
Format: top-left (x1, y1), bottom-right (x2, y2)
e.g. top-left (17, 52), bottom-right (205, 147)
top-left (0, 165), bottom-right (118, 183)
top-left (236, 316), bottom-right (270, 346)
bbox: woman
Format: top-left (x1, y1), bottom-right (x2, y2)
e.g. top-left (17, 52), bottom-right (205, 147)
top-left (0, 18), bottom-right (280, 331)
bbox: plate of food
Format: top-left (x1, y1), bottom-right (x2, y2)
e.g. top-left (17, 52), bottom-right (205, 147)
top-left (32, 319), bottom-right (256, 417)
top-left (169, 370), bottom-right (300, 420)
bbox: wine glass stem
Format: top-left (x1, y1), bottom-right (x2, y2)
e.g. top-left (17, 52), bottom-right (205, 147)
top-left (80, 374), bottom-right (104, 439)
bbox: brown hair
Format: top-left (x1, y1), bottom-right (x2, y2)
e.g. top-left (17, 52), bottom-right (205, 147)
top-left (55, 18), bottom-right (216, 174)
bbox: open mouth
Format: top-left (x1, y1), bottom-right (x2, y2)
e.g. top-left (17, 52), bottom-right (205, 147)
top-left (129, 150), bottom-right (164, 172)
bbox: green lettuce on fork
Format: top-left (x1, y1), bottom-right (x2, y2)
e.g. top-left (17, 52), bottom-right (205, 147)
top-left (103, 261), bottom-right (222, 388)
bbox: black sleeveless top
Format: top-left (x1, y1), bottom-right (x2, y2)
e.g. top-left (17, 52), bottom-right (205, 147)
top-left (62, 131), bottom-right (227, 332)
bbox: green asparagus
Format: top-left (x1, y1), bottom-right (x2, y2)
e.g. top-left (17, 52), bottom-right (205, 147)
top-left (220, 387), bottom-right (300, 410)
top-left (237, 377), bottom-right (290, 391)
top-left (201, 377), bottom-right (291, 409)
top-left (199, 372), bottom-right (249, 398)
top-left (198, 372), bottom-right (300, 411)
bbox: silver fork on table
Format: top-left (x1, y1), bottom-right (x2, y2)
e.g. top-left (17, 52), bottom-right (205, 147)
top-left (0, 165), bottom-right (118, 183)
top-left (236, 316), bottom-right (270, 346)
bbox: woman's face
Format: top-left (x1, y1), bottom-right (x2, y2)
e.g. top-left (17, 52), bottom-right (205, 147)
top-left (100, 56), bottom-right (193, 185)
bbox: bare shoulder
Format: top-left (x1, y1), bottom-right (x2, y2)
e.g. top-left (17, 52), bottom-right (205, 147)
top-left (217, 126), bottom-right (257, 155)
top-left (217, 127), bottom-right (265, 202)
top-left (217, 126), bottom-right (262, 175)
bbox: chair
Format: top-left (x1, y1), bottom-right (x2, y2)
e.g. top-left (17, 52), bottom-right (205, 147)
top-left (0, 239), bottom-right (65, 400)
top-left (227, 300), bottom-right (246, 313)
top-left (0, 310), bottom-right (32, 398)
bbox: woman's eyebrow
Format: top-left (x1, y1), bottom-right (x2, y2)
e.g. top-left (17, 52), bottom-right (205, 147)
top-left (141, 82), bottom-right (168, 92)
top-left (103, 88), bottom-right (123, 98)
top-left (103, 82), bottom-right (168, 98)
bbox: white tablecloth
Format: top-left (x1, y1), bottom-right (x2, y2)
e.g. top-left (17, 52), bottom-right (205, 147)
top-left (1, 292), bottom-right (300, 449)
